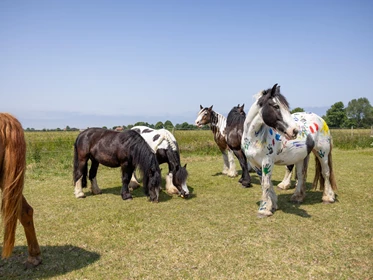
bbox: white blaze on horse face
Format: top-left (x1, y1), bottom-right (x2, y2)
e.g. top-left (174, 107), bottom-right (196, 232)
top-left (195, 109), bottom-right (207, 127)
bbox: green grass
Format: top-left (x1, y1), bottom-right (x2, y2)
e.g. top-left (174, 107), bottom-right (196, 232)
top-left (0, 131), bottom-right (372, 279)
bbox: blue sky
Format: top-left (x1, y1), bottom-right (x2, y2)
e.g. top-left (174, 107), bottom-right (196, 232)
top-left (1, 0), bottom-right (372, 129)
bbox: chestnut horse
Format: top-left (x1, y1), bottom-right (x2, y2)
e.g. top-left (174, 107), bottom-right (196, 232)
top-left (0, 113), bottom-right (41, 267)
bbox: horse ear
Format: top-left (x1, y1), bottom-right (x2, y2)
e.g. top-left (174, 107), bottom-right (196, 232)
top-left (208, 105), bottom-right (213, 111)
top-left (270, 83), bottom-right (278, 97)
top-left (200, 105), bottom-right (203, 109)
top-left (183, 163), bottom-right (187, 169)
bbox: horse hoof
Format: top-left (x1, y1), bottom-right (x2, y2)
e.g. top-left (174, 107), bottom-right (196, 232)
top-left (257, 209), bottom-right (273, 217)
top-left (121, 194), bottom-right (133, 200)
top-left (240, 181), bottom-right (252, 188)
top-left (75, 193), bottom-right (86, 199)
top-left (24, 256), bottom-right (42, 269)
top-left (322, 200), bottom-right (334, 204)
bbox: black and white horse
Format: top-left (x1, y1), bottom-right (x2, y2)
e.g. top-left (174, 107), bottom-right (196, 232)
top-left (195, 105), bottom-right (238, 178)
top-left (242, 84), bottom-right (337, 216)
top-left (130, 126), bottom-right (189, 198)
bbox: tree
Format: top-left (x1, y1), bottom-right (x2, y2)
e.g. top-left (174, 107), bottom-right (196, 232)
top-left (345, 98), bottom-right (373, 128)
top-left (323, 102), bottom-right (347, 128)
top-left (291, 107), bottom-right (304, 114)
top-left (164, 120), bottom-right (174, 130)
top-left (155, 121), bottom-right (164, 129)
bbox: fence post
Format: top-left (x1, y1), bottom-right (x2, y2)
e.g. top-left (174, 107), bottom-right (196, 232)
top-left (351, 126), bottom-right (353, 136)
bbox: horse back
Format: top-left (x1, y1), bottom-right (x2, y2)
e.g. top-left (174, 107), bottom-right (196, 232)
top-left (75, 128), bottom-right (130, 167)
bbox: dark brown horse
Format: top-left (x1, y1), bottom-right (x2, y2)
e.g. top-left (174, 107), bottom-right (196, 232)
top-left (0, 113), bottom-right (41, 267)
top-left (225, 104), bottom-right (252, 187)
top-left (73, 128), bottom-right (161, 202)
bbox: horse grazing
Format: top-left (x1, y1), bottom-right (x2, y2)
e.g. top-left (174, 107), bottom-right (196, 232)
top-left (241, 84), bottom-right (337, 217)
top-left (195, 105), bottom-right (237, 178)
top-left (130, 126), bottom-right (189, 198)
top-left (225, 104), bottom-right (252, 187)
top-left (0, 113), bottom-right (41, 267)
top-left (73, 128), bottom-right (161, 202)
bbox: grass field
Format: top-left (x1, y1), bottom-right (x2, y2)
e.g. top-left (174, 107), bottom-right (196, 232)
top-left (1, 130), bottom-right (372, 279)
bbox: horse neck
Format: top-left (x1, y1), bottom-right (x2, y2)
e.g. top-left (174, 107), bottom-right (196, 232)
top-left (243, 102), bottom-right (265, 138)
top-left (210, 111), bottom-right (227, 137)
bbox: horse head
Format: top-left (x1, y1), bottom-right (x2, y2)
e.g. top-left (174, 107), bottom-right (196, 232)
top-left (195, 105), bottom-right (213, 127)
top-left (257, 84), bottom-right (298, 140)
top-left (171, 164), bottom-right (189, 198)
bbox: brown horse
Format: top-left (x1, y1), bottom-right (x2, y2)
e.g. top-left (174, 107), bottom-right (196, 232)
top-left (0, 113), bottom-right (41, 267)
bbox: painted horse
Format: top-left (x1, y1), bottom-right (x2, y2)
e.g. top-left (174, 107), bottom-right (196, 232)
top-left (130, 126), bottom-right (189, 198)
top-left (195, 105), bottom-right (237, 178)
top-left (0, 113), bottom-right (41, 267)
top-left (225, 104), bottom-right (253, 187)
top-left (73, 128), bottom-right (161, 202)
top-left (241, 84), bottom-right (337, 217)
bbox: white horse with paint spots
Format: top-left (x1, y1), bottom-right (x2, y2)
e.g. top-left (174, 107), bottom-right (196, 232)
top-left (241, 84), bottom-right (337, 217)
top-left (130, 126), bottom-right (190, 198)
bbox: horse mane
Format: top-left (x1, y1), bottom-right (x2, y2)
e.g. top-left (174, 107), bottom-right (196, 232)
top-left (0, 113), bottom-right (26, 258)
top-left (257, 85), bottom-right (290, 109)
top-left (123, 130), bottom-right (161, 188)
top-left (226, 104), bottom-right (246, 127)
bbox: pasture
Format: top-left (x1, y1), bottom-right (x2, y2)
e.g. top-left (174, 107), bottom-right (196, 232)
top-left (1, 130), bottom-right (372, 279)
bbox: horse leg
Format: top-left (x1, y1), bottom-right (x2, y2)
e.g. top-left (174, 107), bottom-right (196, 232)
top-left (165, 172), bottom-right (178, 195)
top-left (226, 149), bottom-right (238, 177)
top-left (20, 195), bottom-right (42, 268)
top-left (258, 159), bottom-right (277, 217)
top-left (89, 159), bottom-right (102, 195)
top-left (232, 148), bottom-right (251, 187)
top-left (277, 165), bottom-right (294, 190)
top-left (128, 171), bottom-right (140, 191)
top-left (315, 152), bottom-right (336, 203)
top-left (74, 160), bottom-right (88, 198)
top-left (121, 165), bottom-right (133, 200)
top-left (219, 147), bottom-right (230, 175)
top-left (290, 157), bottom-right (309, 203)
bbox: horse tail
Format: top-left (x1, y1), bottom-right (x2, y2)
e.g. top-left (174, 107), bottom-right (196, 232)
top-left (73, 140), bottom-right (79, 183)
top-left (328, 142), bottom-right (337, 191)
top-left (0, 114), bottom-right (26, 258)
top-left (312, 154), bottom-right (323, 190)
top-left (313, 142), bottom-right (337, 191)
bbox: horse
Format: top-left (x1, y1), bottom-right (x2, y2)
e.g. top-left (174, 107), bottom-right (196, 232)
top-left (241, 84), bottom-right (337, 217)
top-left (225, 104), bottom-right (253, 187)
top-left (129, 126), bottom-right (189, 198)
top-left (73, 128), bottom-right (161, 202)
top-left (195, 105), bottom-right (238, 178)
top-left (0, 113), bottom-right (41, 267)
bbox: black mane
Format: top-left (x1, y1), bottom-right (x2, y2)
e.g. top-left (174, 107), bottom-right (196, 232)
top-left (258, 86), bottom-right (290, 109)
top-left (226, 104), bottom-right (246, 127)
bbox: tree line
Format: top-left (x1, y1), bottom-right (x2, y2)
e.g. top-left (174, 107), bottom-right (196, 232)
top-left (291, 97), bottom-right (373, 128)
top-left (25, 97), bottom-right (372, 132)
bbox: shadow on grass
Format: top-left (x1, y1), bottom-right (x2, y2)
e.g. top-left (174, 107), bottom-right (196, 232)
top-left (254, 180), bottom-right (337, 218)
top-left (0, 245), bottom-right (100, 279)
top-left (94, 182), bottom-right (196, 202)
